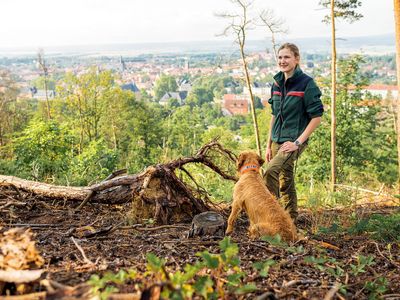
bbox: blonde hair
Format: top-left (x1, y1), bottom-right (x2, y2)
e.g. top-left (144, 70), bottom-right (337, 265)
top-left (278, 43), bottom-right (300, 59)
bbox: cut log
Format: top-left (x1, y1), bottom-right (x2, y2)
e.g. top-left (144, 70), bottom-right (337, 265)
top-left (188, 211), bottom-right (226, 238)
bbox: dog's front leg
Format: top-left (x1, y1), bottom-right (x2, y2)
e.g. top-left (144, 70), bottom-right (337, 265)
top-left (226, 199), bottom-right (242, 235)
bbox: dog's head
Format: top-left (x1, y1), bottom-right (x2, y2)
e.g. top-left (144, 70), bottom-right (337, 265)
top-left (237, 151), bottom-right (265, 172)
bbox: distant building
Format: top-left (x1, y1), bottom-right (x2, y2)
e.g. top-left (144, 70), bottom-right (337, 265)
top-left (243, 82), bottom-right (271, 98)
top-left (121, 82), bottom-right (140, 93)
top-left (31, 87), bottom-right (56, 100)
top-left (224, 80), bottom-right (240, 94)
top-left (222, 94), bottom-right (249, 116)
top-left (159, 91), bottom-right (188, 106)
top-left (363, 84), bottom-right (398, 99)
top-left (120, 56), bottom-right (127, 72)
top-left (178, 79), bottom-right (192, 92)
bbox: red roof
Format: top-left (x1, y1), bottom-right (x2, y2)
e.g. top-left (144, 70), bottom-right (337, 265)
top-left (365, 84), bottom-right (398, 91)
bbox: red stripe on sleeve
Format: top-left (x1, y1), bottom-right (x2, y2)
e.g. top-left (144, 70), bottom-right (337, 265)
top-left (287, 91), bottom-right (305, 97)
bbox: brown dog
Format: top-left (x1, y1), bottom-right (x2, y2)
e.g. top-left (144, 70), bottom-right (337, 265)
top-left (225, 151), bottom-right (297, 242)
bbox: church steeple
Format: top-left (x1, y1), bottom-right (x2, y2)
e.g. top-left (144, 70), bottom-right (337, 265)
top-left (120, 56), bottom-right (126, 72)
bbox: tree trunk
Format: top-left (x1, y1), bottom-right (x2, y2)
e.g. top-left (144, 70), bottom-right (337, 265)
top-left (240, 44), bottom-right (262, 157)
top-left (330, 0), bottom-right (337, 193)
top-left (188, 211), bottom-right (226, 238)
top-left (394, 0), bottom-right (400, 192)
top-left (44, 75), bottom-right (51, 120)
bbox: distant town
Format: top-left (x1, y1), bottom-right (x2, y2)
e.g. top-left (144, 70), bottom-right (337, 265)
top-left (0, 36), bottom-right (397, 116)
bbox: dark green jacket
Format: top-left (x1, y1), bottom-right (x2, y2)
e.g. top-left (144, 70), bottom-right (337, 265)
top-left (268, 66), bottom-right (323, 143)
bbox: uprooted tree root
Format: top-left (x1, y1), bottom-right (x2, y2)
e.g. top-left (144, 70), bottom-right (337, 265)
top-left (0, 140), bottom-right (237, 224)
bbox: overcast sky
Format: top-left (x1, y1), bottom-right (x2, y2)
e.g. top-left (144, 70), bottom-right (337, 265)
top-left (0, 0), bottom-right (394, 48)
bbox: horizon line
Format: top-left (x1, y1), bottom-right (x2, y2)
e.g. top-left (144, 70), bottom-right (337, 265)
top-left (0, 32), bottom-right (394, 51)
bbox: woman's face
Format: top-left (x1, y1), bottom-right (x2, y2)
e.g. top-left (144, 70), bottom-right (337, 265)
top-left (277, 48), bottom-right (299, 75)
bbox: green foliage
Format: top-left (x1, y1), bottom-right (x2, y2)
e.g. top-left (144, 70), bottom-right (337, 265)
top-left (142, 237), bottom-right (255, 299)
top-left (67, 139), bottom-right (118, 186)
top-left (146, 253), bottom-right (166, 273)
top-left (0, 70), bottom-right (34, 146)
top-left (191, 75), bottom-right (230, 100)
top-left (30, 75), bottom-right (56, 91)
top-left (298, 55), bottom-right (397, 187)
top-left (252, 259), bottom-right (276, 277)
top-left (154, 74), bottom-right (178, 100)
top-left (320, 0), bottom-right (363, 23)
top-left (304, 255), bottom-right (345, 279)
top-left (55, 68), bottom-right (117, 150)
top-left (261, 234), bottom-right (287, 248)
top-left (364, 277), bottom-right (388, 299)
top-left (12, 119), bottom-right (75, 181)
top-left (124, 102), bottom-right (164, 173)
top-left (185, 86), bottom-right (213, 108)
top-left (349, 255), bottom-right (375, 275)
top-left (348, 213), bottom-right (400, 242)
top-left (164, 105), bottom-right (206, 158)
top-left (88, 269), bottom-right (137, 300)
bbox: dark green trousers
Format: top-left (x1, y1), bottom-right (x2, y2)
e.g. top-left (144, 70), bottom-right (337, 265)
top-left (264, 142), bottom-right (307, 220)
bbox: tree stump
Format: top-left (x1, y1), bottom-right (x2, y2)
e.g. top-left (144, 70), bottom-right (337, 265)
top-left (188, 211), bottom-right (226, 238)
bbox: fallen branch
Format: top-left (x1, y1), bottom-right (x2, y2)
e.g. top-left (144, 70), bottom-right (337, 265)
top-left (335, 183), bottom-right (398, 198)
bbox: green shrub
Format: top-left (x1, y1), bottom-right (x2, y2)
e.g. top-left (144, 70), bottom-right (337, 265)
top-left (348, 213), bottom-right (400, 242)
top-left (67, 139), bottom-right (118, 186)
top-left (12, 119), bottom-right (75, 181)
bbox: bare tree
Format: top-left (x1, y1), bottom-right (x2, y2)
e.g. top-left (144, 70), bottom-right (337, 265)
top-left (320, 0), bottom-right (362, 193)
top-left (37, 48), bottom-right (51, 120)
top-left (258, 8), bottom-right (288, 62)
top-left (216, 0), bottom-right (262, 156)
top-left (394, 0), bottom-right (400, 191)
top-left (329, 0), bottom-right (338, 194)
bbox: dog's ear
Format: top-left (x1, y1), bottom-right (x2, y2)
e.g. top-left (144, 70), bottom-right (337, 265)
top-left (258, 155), bottom-right (265, 167)
top-left (237, 153), bottom-right (246, 170)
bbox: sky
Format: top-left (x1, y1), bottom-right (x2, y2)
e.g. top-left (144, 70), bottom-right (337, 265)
top-left (0, 0), bottom-right (395, 48)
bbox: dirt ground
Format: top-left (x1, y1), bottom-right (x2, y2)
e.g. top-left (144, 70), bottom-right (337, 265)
top-left (1, 187), bottom-right (400, 299)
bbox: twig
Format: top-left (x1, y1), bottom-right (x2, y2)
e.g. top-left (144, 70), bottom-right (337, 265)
top-left (382, 294), bottom-right (400, 299)
top-left (4, 223), bottom-right (63, 228)
top-left (334, 183), bottom-right (397, 198)
top-left (75, 190), bottom-right (95, 211)
top-left (70, 237), bottom-right (93, 264)
top-left (103, 169), bottom-right (127, 181)
top-left (282, 279), bottom-right (318, 288)
top-left (40, 279), bottom-right (73, 293)
top-left (114, 223), bottom-right (190, 233)
top-left (256, 292), bottom-right (277, 300)
top-left (0, 200), bottom-right (27, 209)
top-left (10, 184), bottom-right (23, 201)
top-left (370, 241), bottom-right (400, 269)
top-left (323, 282), bottom-right (341, 300)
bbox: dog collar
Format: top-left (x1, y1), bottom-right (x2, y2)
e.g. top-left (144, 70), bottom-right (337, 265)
top-left (240, 164), bottom-right (260, 174)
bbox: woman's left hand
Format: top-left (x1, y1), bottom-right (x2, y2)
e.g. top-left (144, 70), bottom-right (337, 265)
top-left (279, 141), bottom-right (299, 153)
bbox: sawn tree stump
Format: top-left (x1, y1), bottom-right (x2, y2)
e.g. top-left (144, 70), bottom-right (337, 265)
top-left (188, 211), bottom-right (226, 238)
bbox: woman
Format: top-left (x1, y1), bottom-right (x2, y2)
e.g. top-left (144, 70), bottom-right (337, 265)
top-left (264, 43), bottom-right (324, 222)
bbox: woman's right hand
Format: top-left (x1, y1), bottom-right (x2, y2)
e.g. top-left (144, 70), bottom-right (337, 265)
top-left (265, 147), bottom-right (272, 162)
